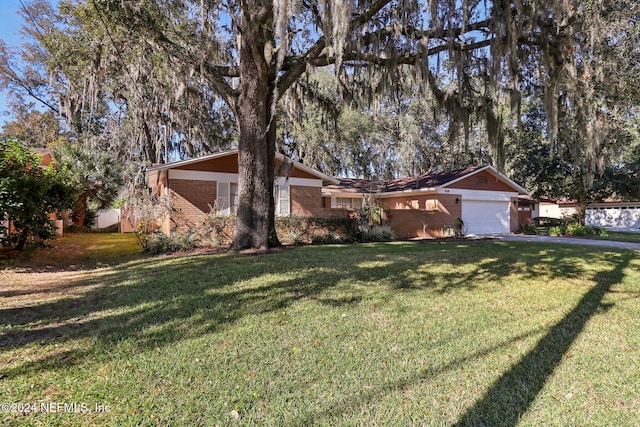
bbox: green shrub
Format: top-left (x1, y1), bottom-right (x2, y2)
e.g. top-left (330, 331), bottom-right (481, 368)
top-left (593, 227), bottom-right (607, 236)
top-left (566, 224), bottom-right (607, 237)
top-left (521, 223), bottom-right (538, 235)
top-left (548, 226), bottom-right (566, 236)
top-left (311, 233), bottom-right (343, 245)
top-left (282, 231), bottom-right (305, 246)
top-left (145, 230), bottom-right (200, 254)
top-left (357, 225), bottom-right (395, 242)
top-left (195, 214), bottom-right (356, 246)
top-left (196, 214), bottom-right (236, 246)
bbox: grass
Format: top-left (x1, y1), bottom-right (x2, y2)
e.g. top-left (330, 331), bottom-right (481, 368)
top-left (1, 234), bottom-right (639, 425)
top-left (591, 230), bottom-right (640, 244)
top-left (0, 232), bottom-right (143, 269)
top-left (531, 226), bottom-right (640, 244)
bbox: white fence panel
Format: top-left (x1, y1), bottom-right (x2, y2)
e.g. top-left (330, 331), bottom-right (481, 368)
top-left (92, 209), bottom-right (121, 229)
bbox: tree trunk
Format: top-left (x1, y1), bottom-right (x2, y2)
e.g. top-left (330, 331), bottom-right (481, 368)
top-left (230, 4), bottom-right (280, 250)
top-left (16, 229), bottom-right (28, 251)
top-left (576, 202), bottom-right (587, 226)
top-left (74, 193), bottom-right (87, 228)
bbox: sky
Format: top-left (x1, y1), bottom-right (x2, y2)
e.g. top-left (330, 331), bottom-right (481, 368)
top-left (0, 0), bottom-right (27, 127)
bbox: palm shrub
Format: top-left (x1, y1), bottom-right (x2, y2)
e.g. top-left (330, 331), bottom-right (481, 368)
top-left (521, 223), bottom-right (538, 235)
top-left (54, 142), bottom-right (124, 228)
top-left (548, 225), bottom-right (566, 236)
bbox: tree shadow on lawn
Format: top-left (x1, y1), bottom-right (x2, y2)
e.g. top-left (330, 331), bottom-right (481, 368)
top-left (287, 249), bottom-right (634, 425)
top-left (0, 242), bottom-right (627, 385)
top-left (394, 241), bottom-right (590, 293)
top-left (452, 249), bottom-right (633, 426)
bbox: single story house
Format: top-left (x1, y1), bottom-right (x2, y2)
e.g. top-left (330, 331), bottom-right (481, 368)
top-left (538, 199), bottom-right (579, 219)
top-left (142, 150), bottom-right (531, 238)
top-left (586, 202), bottom-right (640, 230)
top-left (323, 166), bottom-right (531, 237)
top-left (141, 150), bottom-right (342, 235)
top-left (538, 199), bottom-right (640, 231)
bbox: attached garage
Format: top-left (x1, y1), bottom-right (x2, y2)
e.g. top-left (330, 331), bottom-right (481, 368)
top-left (461, 199), bottom-right (511, 235)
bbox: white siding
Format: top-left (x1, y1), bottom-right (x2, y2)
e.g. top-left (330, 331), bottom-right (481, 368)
top-left (586, 206), bottom-right (640, 229)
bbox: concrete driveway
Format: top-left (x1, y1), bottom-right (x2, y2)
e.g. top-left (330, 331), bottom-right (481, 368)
top-left (495, 234), bottom-right (640, 250)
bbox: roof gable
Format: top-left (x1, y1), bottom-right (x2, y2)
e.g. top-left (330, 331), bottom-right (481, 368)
top-left (442, 166), bottom-right (527, 194)
top-left (146, 149), bottom-right (339, 184)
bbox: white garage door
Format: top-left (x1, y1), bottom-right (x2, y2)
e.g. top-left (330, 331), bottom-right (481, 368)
top-left (461, 200), bottom-right (510, 235)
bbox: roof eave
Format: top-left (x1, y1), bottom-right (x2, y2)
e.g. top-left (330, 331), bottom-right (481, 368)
top-left (442, 165), bottom-right (529, 195)
top-left (146, 149), bottom-right (340, 185)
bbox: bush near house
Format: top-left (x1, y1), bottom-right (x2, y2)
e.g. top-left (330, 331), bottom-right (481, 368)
top-left (0, 139), bottom-right (78, 250)
top-left (566, 223), bottom-right (607, 237)
top-left (142, 215), bottom-right (358, 253)
top-left (548, 224), bottom-right (606, 237)
top-left (520, 223), bottom-right (539, 235)
top-left (142, 215), bottom-right (399, 253)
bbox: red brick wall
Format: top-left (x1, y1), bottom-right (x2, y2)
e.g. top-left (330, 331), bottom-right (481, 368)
top-left (169, 179), bottom-right (216, 233)
top-left (291, 185), bottom-right (323, 216)
top-left (381, 194), bottom-right (462, 238)
top-left (448, 170), bottom-right (516, 192)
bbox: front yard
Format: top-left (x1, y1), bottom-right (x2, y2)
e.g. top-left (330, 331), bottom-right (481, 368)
top-left (1, 234), bottom-right (639, 425)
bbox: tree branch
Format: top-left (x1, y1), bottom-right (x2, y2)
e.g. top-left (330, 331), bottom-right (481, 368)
top-left (276, 0), bottom-right (394, 98)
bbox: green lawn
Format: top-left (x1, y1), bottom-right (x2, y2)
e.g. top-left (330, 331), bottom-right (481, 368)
top-left (531, 227), bottom-right (640, 244)
top-left (1, 236), bottom-right (639, 425)
top-left (593, 231), bottom-right (640, 244)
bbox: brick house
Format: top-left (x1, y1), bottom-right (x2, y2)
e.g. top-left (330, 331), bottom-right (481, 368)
top-left (143, 150), bottom-right (530, 238)
top-left (142, 150), bottom-right (342, 234)
top-left (323, 166), bottom-right (530, 238)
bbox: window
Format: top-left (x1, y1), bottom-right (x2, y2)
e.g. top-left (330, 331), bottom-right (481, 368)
top-left (335, 197), bottom-right (363, 210)
top-left (275, 183), bottom-right (290, 216)
top-left (216, 182), bottom-right (239, 215)
top-left (217, 182), bottom-right (229, 214)
top-left (230, 183), bottom-right (239, 214)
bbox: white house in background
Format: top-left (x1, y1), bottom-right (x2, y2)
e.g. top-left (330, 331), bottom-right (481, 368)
top-left (538, 199), bottom-right (640, 231)
top-left (92, 209), bottom-right (121, 229)
top-left (538, 200), bottom-right (579, 219)
top-left (585, 202), bottom-right (640, 230)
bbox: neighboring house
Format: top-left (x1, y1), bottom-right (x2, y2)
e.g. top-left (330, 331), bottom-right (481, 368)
top-left (585, 202), bottom-right (640, 230)
top-left (538, 199), bottom-right (640, 230)
top-left (34, 148), bottom-right (55, 167)
top-left (92, 209), bottom-right (121, 229)
top-left (538, 199), bottom-right (579, 219)
top-left (143, 150), bottom-right (530, 238)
